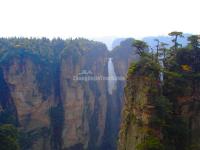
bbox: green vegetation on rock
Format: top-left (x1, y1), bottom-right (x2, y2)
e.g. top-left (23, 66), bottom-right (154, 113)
top-left (0, 124), bottom-right (20, 150)
top-left (119, 32), bottom-right (200, 150)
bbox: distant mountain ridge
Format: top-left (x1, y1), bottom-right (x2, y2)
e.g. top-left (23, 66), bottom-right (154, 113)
top-left (143, 33), bottom-right (191, 48)
top-left (93, 33), bottom-right (192, 50)
top-left (111, 38), bottom-right (127, 49)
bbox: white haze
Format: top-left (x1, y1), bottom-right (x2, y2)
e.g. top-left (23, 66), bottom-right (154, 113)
top-left (0, 0), bottom-right (199, 39)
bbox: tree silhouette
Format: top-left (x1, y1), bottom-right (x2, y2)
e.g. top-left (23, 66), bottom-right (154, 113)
top-left (168, 31), bottom-right (183, 51)
top-left (133, 40), bottom-right (148, 56)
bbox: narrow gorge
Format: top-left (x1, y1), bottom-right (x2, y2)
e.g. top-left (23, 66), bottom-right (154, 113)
top-left (1, 35), bottom-right (199, 150)
top-left (0, 38), bottom-right (137, 150)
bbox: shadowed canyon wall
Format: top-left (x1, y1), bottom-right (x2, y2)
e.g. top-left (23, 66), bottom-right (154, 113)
top-left (0, 38), bottom-right (138, 150)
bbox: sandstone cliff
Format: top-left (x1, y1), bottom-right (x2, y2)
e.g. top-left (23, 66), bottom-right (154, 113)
top-left (118, 57), bottom-right (164, 150)
top-left (0, 38), bottom-right (138, 150)
top-left (119, 42), bottom-right (200, 150)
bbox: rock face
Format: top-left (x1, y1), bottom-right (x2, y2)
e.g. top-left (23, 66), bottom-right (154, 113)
top-left (0, 38), bottom-right (138, 150)
top-left (59, 41), bottom-right (109, 149)
top-left (111, 38), bottom-right (126, 49)
top-left (0, 49), bottom-right (55, 150)
top-left (111, 38), bottom-right (139, 77)
top-left (119, 47), bottom-right (200, 150)
top-left (118, 58), bottom-right (162, 150)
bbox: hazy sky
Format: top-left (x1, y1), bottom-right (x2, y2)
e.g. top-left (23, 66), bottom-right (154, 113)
top-left (0, 0), bottom-right (199, 39)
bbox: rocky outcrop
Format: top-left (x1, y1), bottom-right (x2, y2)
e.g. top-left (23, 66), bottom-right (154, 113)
top-left (111, 38), bottom-right (139, 77)
top-left (118, 57), bottom-right (163, 150)
top-left (0, 37), bottom-right (139, 150)
top-left (119, 47), bottom-right (200, 150)
top-left (59, 41), bottom-right (109, 149)
top-left (0, 50), bottom-right (54, 150)
top-left (0, 38), bottom-right (138, 150)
